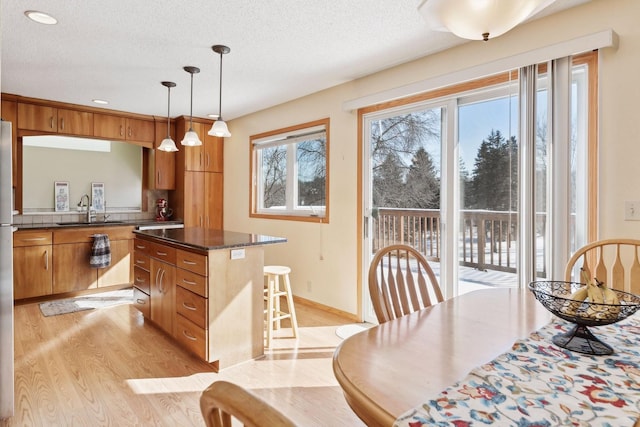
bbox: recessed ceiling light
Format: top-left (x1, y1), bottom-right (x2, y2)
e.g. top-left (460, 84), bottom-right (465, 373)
top-left (207, 114), bottom-right (220, 119)
top-left (24, 10), bottom-right (57, 25)
top-left (92, 99), bottom-right (109, 105)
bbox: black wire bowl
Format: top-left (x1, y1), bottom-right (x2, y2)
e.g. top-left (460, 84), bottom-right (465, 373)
top-left (528, 281), bottom-right (640, 355)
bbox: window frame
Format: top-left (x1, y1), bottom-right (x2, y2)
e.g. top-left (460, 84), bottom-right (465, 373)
top-left (250, 118), bottom-right (330, 223)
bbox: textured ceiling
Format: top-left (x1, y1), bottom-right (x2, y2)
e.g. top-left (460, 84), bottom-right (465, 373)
top-left (1, 0), bottom-right (590, 121)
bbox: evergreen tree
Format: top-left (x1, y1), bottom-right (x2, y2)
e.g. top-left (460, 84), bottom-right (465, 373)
top-left (470, 130), bottom-right (518, 211)
top-left (373, 152), bottom-right (405, 208)
top-left (405, 147), bottom-right (440, 208)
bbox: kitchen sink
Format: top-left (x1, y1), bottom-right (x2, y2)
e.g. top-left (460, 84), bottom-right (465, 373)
top-left (56, 221), bottom-right (126, 226)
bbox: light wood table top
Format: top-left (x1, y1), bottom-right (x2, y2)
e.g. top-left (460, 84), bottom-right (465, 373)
top-left (332, 288), bottom-right (552, 427)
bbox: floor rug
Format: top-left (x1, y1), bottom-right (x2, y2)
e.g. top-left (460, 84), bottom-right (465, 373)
top-left (335, 323), bottom-right (374, 339)
top-left (39, 288), bottom-right (134, 317)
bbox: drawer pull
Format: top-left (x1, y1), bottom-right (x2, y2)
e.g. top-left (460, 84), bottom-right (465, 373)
top-left (135, 244), bottom-right (147, 249)
top-left (136, 299), bottom-right (146, 305)
top-left (182, 260), bottom-right (197, 265)
top-left (136, 260), bottom-right (146, 265)
top-left (182, 302), bottom-right (197, 311)
top-left (182, 330), bottom-right (197, 341)
top-left (181, 278), bottom-right (196, 286)
top-left (156, 251), bottom-right (168, 256)
top-left (135, 277), bottom-right (145, 283)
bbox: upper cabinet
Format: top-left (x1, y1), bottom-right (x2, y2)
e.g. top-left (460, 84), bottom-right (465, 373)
top-left (1, 98), bottom-right (18, 187)
top-left (175, 118), bottom-right (224, 173)
top-left (17, 103), bottom-right (94, 136)
top-left (94, 113), bottom-right (154, 148)
top-left (148, 119), bottom-right (176, 190)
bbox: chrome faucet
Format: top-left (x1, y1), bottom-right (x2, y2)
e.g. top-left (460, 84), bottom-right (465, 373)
top-left (78, 194), bottom-right (94, 223)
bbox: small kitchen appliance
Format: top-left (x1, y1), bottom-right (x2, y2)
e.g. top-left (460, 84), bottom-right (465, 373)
top-left (155, 198), bottom-right (173, 221)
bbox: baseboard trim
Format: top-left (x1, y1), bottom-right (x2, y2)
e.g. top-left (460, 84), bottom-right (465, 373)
top-left (293, 295), bottom-right (360, 323)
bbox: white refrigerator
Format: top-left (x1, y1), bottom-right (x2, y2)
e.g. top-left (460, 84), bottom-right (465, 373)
top-left (0, 120), bottom-right (14, 418)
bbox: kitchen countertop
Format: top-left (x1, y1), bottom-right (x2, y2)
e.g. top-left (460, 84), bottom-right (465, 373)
top-left (134, 227), bottom-right (287, 251)
top-left (14, 219), bottom-right (184, 230)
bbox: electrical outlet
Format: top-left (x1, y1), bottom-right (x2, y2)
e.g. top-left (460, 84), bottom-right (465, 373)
top-left (624, 201), bottom-right (640, 220)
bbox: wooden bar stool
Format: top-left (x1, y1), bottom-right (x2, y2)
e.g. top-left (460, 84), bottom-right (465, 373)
top-left (263, 265), bottom-right (298, 348)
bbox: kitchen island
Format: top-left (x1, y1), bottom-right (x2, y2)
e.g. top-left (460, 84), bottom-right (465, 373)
top-left (132, 227), bottom-right (286, 371)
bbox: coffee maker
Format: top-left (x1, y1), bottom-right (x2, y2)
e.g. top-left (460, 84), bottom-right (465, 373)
top-left (155, 198), bottom-right (173, 221)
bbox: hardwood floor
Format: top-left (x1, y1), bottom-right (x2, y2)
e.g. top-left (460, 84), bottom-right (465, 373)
top-left (2, 297), bottom-right (366, 426)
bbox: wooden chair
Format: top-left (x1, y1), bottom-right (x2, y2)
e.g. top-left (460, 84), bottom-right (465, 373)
top-left (200, 380), bottom-right (297, 427)
top-left (368, 244), bottom-right (444, 323)
top-left (564, 239), bottom-right (640, 294)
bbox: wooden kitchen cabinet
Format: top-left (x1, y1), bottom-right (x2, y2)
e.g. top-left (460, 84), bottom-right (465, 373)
top-left (17, 103), bottom-right (94, 136)
top-left (52, 226), bottom-right (134, 294)
top-left (94, 113), bottom-right (155, 147)
top-left (13, 230), bottom-right (53, 299)
top-left (150, 258), bottom-right (176, 336)
top-left (173, 116), bottom-right (224, 229)
top-left (147, 119), bottom-right (176, 190)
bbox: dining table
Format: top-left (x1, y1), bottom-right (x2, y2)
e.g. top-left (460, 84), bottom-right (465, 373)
top-left (332, 287), bottom-right (553, 427)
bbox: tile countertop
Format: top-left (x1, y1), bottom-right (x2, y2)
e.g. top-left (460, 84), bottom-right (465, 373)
top-left (14, 219), bottom-right (184, 230)
top-left (134, 228), bottom-right (287, 252)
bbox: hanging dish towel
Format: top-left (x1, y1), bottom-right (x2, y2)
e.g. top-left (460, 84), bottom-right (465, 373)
top-left (90, 234), bottom-right (111, 268)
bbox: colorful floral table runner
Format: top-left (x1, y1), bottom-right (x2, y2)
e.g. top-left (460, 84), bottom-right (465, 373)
top-left (394, 315), bottom-right (640, 426)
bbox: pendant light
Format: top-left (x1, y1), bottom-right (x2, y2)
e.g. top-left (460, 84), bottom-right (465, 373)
top-left (158, 81), bottom-right (178, 152)
top-left (208, 45), bottom-right (231, 138)
top-left (181, 66), bottom-right (202, 146)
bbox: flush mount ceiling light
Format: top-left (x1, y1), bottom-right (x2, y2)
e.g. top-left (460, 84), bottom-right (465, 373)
top-left (158, 81), bottom-right (178, 152)
top-left (417, 0), bottom-right (557, 41)
top-left (92, 99), bottom-right (109, 105)
top-left (208, 45), bottom-right (231, 138)
top-left (24, 10), bottom-right (58, 25)
top-left (181, 66), bottom-right (202, 147)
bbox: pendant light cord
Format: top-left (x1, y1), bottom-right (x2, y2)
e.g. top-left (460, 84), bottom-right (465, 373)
top-left (167, 86), bottom-right (171, 138)
top-left (189, 73), bottom-right (194, 129)
top-left (218, 51), bottom-right (223, 120)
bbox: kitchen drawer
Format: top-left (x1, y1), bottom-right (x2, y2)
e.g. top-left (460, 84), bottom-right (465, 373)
top-left (176, 314), bottom-right (207, 361)
top-left (176, 286), bottom-right (207, 328)
top-left (147, 241), bottom-right (176, 264)
top-left (133, 266), bottom-right (150, 293)
top-left (176, 267), bottom-right (207, 298)
top-left (54, 226), bottom-right (134, 244)
top-left (133, 286), bottom-right (150, 318)
top-left (176, 249), bottom-right (207, 276)
top-left (133, 252), bottom-right (150, 271)
top-left (133, 238), bottom-right (151, 255)
top-left (13, 230), bottom-right (52, 247)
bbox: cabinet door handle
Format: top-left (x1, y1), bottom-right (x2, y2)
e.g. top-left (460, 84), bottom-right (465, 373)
top-left (50, 117), bottom-right (54, 129)
top-left (157, 171), bottom-right (161, 185)
top-left (206, 153), bottom-right (210, 168)
top-left (120, 125), bottom-right (124, 137)
top-left (182, 302), bottom-right (197, 311)
top-left (128, 126), bottom-right (132, 137)
top-left (60, 118), bottom-right (65, 130)
top-left (181, 278), bottom-right (196, 285)
top-left (136, 299), bottom-right (146, 305)
top-left (199, 152), bottom-right (203, 167)
top-left (44, 249), bottom-right (49, 270)
top-left (155, 268), bottom-right (161, 292)
top-left (182, 330), bottom-right (197, 341)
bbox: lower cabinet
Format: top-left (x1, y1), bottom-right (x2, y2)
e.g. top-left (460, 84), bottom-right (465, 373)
top-left (150, 258), bottom-right (176, 336)
top-left (13, 230), bottom-right (53, 299)
top-left (52, 226), bottom-right (134, 294)
top-left (13, 226), bottom-right (134, 300)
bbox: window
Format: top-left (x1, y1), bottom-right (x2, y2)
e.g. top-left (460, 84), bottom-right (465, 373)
top-left (250, 118), bottom-right (329, 222)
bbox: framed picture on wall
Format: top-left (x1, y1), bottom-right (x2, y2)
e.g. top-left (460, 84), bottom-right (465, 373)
top-left (91, 182), bottom-right (105, 212)
top-left (54, 181), bottom-right (69, 212)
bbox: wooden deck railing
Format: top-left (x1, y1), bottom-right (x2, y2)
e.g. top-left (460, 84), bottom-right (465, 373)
top-left (372, 208), bottom-right (548, 275)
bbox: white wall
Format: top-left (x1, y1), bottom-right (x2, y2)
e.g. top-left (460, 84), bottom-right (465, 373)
top-left (225, 0), bottom-right (640, 316)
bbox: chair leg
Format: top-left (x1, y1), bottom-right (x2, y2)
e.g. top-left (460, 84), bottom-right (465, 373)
top-left (283, 273), bottom-right (298, 338)
top-left (265, 274), bottom-right (274, 348)
top-left (274, 275), bottom-right (282, 330)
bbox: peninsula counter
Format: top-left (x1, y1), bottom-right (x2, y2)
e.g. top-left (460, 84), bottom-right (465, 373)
top-left (132, 227), bottom-right (286, 371)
